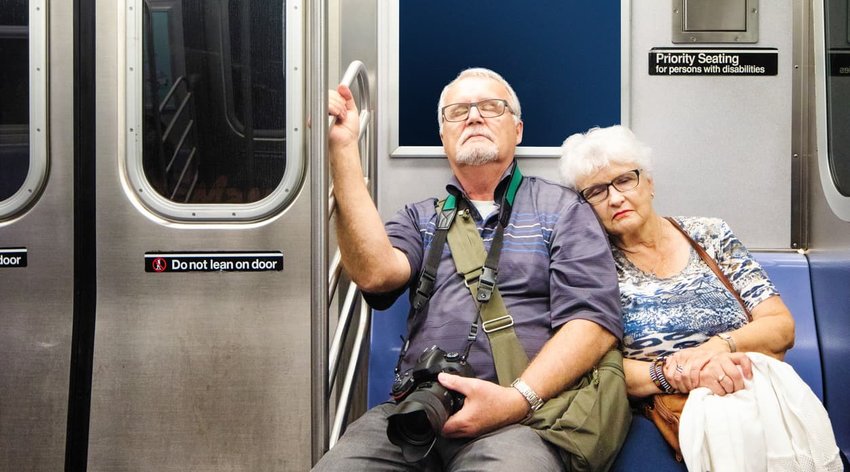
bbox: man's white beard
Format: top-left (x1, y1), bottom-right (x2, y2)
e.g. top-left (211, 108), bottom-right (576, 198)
top-left (455, 130), bottom-right (499, 166)
top-left (455, 142), bottom-right (498, 166)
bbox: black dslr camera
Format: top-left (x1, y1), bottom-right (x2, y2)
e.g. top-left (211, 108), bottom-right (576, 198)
top-left (386, 345), bottom-right (474, 463)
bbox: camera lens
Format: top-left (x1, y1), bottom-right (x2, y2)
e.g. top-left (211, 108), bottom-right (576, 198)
top-left (393, 410), bottom-right (432, 445)
top-left (386, 385), bottom-right (455, 463)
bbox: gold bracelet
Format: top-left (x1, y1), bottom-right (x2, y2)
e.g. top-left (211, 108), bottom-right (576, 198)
top-left (716, 333), bottom-right (737, 353)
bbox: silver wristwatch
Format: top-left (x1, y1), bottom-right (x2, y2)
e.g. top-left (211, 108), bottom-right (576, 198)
top-left (511, 378), bottom-right (544, 412)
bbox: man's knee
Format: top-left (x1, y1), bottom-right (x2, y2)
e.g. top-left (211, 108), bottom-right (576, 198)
top-left (446, 424), bottom-right (563, 471)
top-left (312, 404), bottom-right (412, 471)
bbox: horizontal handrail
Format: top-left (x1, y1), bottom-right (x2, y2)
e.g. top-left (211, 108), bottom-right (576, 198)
top-left (329, 301), bottom-right (371, 449)
top-left (328, 249), bottom-right (342, 303)
top-left (328, 283), bottom-right (360, 391)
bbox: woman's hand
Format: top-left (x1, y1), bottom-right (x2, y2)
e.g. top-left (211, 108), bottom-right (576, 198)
top-left (663, 350), bottom-right (753, 395)
top-left (665, 346), bottom-right (721, 391)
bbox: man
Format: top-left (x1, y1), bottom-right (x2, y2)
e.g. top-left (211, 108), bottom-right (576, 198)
top-left (314, 68), bottom-right (622, 471)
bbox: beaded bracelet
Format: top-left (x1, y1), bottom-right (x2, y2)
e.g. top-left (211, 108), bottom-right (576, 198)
top-left (649, 356), bottom-right (677, 394)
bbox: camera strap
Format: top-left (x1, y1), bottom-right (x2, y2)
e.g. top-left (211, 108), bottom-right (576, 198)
top-left (394, 161), bottom-right (527, 386)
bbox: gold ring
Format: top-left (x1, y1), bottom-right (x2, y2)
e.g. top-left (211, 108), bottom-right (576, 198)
top-left (718, 374), bottom-right (726, 383)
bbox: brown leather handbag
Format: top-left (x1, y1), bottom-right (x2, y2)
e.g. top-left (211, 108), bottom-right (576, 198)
top-left (642, 218), bottom-right (754, 461)
top-left (643, 393), bottom-right (689, 461)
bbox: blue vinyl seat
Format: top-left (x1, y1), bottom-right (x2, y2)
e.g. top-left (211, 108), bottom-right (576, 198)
top-left (807, 250), bottom-right (850, 460)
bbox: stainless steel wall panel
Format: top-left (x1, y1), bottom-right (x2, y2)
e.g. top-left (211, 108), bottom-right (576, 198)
top-left (87, 0), bottom-right (313, 469)
top-left (0, 1), bottom-right (75, 469)
top-left (630, 1), bottom-right (794, 249)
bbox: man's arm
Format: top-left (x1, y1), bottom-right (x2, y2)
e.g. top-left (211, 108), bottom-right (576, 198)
top-left (517, 319), bottom-right (617, 400)
top-left (328, 85), bottom-right (410, 293)
top-left (440, 319), bottom-right (616, 437)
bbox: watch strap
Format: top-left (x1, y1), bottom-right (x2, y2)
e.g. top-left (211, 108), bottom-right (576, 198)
top-left (511, 378), bottom-right (544, 411)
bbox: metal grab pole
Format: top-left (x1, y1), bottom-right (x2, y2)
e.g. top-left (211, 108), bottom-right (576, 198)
top-left (310, 0), bottom-right (330, 465)
top-left (315, 54), bottom-right (373, 460)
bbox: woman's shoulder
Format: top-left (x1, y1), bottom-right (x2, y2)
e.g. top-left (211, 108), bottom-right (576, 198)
top-left (672, 216), bottom-right (732, 241)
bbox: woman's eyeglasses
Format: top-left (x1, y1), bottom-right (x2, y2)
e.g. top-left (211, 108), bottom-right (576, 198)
top-left (579, 169), bottom-right (641, 204)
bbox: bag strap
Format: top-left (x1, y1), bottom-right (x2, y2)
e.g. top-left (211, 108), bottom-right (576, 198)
top-left (396, 163), bottom-right (525, 383)
top-left (447, 204), bottom-right (529, 386)
top-left (665, 217), bottom-right (752, 321)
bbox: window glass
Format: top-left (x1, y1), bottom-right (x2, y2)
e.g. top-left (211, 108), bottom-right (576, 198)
top-left (0, 2), bottom-right (29, 202)
top-left (398, 1), bottom-right (620, 147)
top-left (141, 0), bottom-right (287, 205)
top-left (825, 0), bottom-right (850, 195)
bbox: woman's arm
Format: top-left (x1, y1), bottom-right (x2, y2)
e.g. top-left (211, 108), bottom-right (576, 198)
top-left (709, 295), bottom-right (795, 360)
top-left (624, 358), bottom-right (664, 398)
top-left (669, 219), bottom-right (796, 390)
top-left (670, 295), bottom-right (795, 379)
top-left (663, 295), bottom-right (793, 394)
top-left (706, 219), bottom-right (796, 359)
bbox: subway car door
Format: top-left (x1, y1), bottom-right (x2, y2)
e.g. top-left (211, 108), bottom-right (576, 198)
top-left (88, 0), bottom-right (314, 469)
top-left (0, 1), bottom-right (76, 470)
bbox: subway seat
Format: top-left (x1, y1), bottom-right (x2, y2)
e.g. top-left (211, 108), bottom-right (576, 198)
top-left (807, 250), bottom-right (850, 462)
top-left (366, 252), bottom-right (838, 469)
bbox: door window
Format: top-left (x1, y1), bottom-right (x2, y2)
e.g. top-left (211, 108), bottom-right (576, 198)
top-left (127, 0), bottom-right (303, 221)
top-left (0, 0), bottom-right (47, 220)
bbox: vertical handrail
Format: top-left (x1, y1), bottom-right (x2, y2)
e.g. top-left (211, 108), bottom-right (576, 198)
top-left (319, 59), bottom-right (374, 456)
top-left (309, 0), bottom-right (330, 464)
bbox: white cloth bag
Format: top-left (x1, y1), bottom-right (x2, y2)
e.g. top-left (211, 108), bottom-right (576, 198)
top-left (679, 352), bottom-right (842, 472)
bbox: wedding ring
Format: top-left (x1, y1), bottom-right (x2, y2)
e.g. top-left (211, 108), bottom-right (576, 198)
top-left (718, 374), bottom-right (726, 382)
top-left (675, 364), bottom-right (684, 374)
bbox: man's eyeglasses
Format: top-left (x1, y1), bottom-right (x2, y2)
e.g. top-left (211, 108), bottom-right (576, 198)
top-left (441, 99), bottom-right (513, 122)
top-left (579, 169), bottom-right (641, 204)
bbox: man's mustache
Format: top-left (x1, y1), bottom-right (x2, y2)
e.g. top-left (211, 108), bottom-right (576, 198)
top-left (459, 127), bottom-right (495, 144)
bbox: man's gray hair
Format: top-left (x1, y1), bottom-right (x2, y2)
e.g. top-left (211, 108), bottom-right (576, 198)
top-left (559, 125), bottom-right (653, 190)
top-left (437, 68), bottom-right (522, 133)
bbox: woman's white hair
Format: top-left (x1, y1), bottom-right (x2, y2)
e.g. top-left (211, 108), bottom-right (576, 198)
top-left (559, 125), bottom-right (653, 190)
top-left (437, 68), bottom-right (522, 133)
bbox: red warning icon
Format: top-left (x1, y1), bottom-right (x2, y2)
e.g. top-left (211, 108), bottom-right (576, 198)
top-left (152, 257), bottom-right (167, 272)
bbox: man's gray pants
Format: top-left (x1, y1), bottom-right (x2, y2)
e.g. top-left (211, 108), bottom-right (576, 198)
top-left (312, 402), bottom-right (564, 471)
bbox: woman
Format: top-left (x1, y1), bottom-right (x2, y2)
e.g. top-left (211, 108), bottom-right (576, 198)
top-left (558, 125), bottom-right (795, 399)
